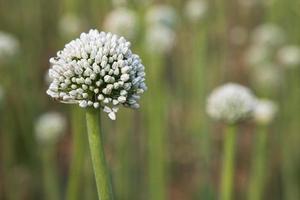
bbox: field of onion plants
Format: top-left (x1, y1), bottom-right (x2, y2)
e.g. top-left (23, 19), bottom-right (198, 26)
top-left (0, 0), bottom-right (299, 199)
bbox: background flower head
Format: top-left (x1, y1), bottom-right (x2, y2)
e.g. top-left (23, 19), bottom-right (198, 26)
top-left (103, 7), bottom-right (138, 40)
top-left (0, 31), bottom-right (19, 62)
top-left (277, 45), bottom-right (300, 68)
top-left (35, 112), bottom-right (66, 145)
top-left (253, 99), bottom-right (278, 125)
top-left (206, 83), bottom-right (257, 123)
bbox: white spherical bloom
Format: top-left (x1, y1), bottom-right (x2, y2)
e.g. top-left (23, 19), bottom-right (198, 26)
top-left (0, 31), bottom-right (19, 61)
top-left (146, 5), bottom-right (178, 30)
top-left (35, 112), bottom-right (66, 144)
top-left (254, 99), bottom-right (277, 125)
top-left (145, 24), bottom-right (175, 54)
top-left (277, 45), bottom-right (300, 68)
top-left (184, 0), bottom-right (208, 23)
top-left (46, 30), bottom-right (147, 120)
top-left (252, 24), bottom-right (285, 47)
top-left (244, 44), bottom-right (271, 67)
top-left (59, 14), bottom-right (83, 38)
top-left (206, 83), bottom-right (257, 123)
top-left (250, 64), bottom-right (282, 92)
top-left (103, 8), bottom-right (137, 40)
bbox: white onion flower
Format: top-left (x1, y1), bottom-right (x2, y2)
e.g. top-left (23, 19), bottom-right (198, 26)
top-left (145, 24), bottom-right (175, 54)
top-left (59, 14), bottom-right (83, 38)
top-left (250, 63), bottom-right (282, 92)
top-left (252, 24), bottom-right (285, 48)
top-left (253, 99), bottom-right (277, 125)
top-left (277, 45), bottom-right (300, 68)
top-left (206, 83), bottom-right (257, 123)
top-left (146, 5), bottom-right (178, 30)
top-left (35, 112), bottom-right (66, 144)
top-left (103, 7), bottom-right (137, 40)
top-left (244, 44), bottom-right (271, 67)
top-left (184, 0), bottom-right (208, 23)
top-left (0, 31), bottom-right (19, 61)
top-left (46, 29), bottom-right (147, 120)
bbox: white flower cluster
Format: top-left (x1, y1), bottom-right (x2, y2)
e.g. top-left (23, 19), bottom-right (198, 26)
top-left (184, 0), bottom-right (208, 23)
top-left (59, 14), bottom-right (83, 38)
top-left (0, 31), bottom-right (19, 61)
top-left (145, 5), bottom-right (177, 54)
top-left (250, 63), bottom-right (282, 92)
top-left (145, 24), bottom-right (175, 54)
top-left (146, 5), bottom-right (177, 29)
top-left (103, 7), bottom-right (137, 40)
top-left (35, 112), bottom-right (66, 144)
top-left (277, 45), bottom-right (300, 68)
top-left (46, 30), bottom-right (147, 120)
top-left (252, 24), bottom-right (285, 48)
top-left (206, 83), bottom-right (257, 123)
top-left (253, 99), bottom-right (277, 125)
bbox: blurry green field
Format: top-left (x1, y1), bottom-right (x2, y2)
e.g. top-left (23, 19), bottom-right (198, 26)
top-left (0, 0), bottom-right (300, 199)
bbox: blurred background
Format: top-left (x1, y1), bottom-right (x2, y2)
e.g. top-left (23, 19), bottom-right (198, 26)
top-left (0, 0), bottom-right (300, 199)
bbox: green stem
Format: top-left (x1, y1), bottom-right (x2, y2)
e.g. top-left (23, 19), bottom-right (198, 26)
top-left (66, 107), bottom-right (86, 200)
top-left (220, 124), bottom-right (237, 200)
top-left (247, 125), bottom-right (268, 200)
top-left (146, 55), bottom-right (167, 200)
top-left (85, 108), bottom-right (113, 200)
top-left (42, 146), bottom-right (61, 200)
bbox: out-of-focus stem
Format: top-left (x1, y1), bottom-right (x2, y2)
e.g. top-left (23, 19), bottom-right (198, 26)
top-left (85, 108), bottom-right (113, 200)
top-left (220, 124), bottom-right (237, 200)
top-left (66, 106), bottom-right (86, 200)
top-left (247, 125), bottom-right (268, 200)
top-left (42, 146), bottom-right (61, 200)
top-left (146, 55), bottom-right (168, 200)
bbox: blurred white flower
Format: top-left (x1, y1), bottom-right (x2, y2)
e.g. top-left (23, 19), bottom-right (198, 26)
top-left (244, 44), bottom-right (271, 67)
top-left (0, 31), bottom-right (19, 61)
top-left (46, 30), bottom-right (147, 120)
top-left (277, 45), bottom-right (300, 68)
top-left (146, 4), bottom-right (178, 30)
top-left (230, 26), bottom-right (248, 46)
top-left (254, 99), bottom-right (277, 125)
top-left (206, 83), bottom-right (257, 123)
top-left (184, 0), bottom-right (208, 23)
top-left (35, 112), bottom-right (66, 144)
top-left (250, 63), bottom-right (282, 92)
top-left (145, 24), bottom-right (175, 54)
top-left (252, 24), bottom-right (285, 48)
top-left (103, 7), bottom-right (138, 40)
top-left (59, 14), bottom-right (83, 38)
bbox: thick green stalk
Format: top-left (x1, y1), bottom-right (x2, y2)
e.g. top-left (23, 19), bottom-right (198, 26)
top-left (85, 108), bottom-right (113, 200)
top-left (247, 125), bottom-right (268, 200)
top-left (220, 124), bottom-right (237, 200)
top-left (66, 107), bottom-right (86, 200)
top-left (146, 55), bottom-right (167, 200)
top-left (281, 69), bottom-right (300, 200)
top-left (42, 146), bottom-right (61, 200)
